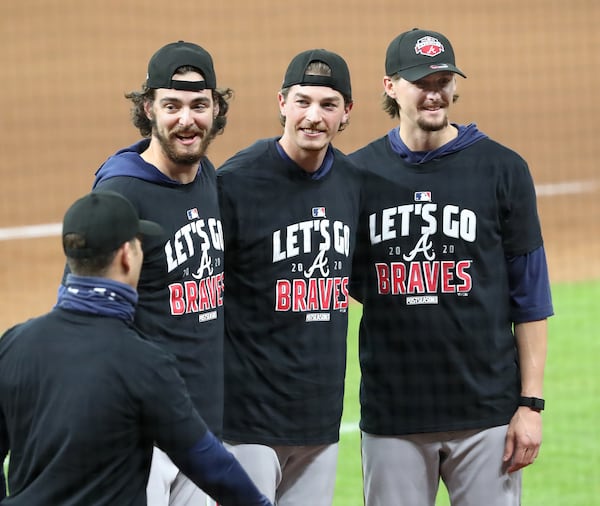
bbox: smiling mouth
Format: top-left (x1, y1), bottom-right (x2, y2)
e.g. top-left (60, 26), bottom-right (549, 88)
top-left (301, 128), bottom-right (324, 135)
top-left (174, 132), bottom-right (200, 144)
top-left (421, 102), bottom-right (447, 111)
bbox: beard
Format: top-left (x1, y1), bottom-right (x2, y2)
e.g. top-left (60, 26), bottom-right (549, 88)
top-left (417, 115), bottom-right (449, 132)
top-left (415, 100), bottom-right (450, 132)
top-left (152, 118), bottom-right (210, 165)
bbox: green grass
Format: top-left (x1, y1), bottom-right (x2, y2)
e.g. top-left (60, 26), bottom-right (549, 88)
top-left (4, 281), bottom-right (599, 504)
top-left (333, 280), bottom-right (600, 506)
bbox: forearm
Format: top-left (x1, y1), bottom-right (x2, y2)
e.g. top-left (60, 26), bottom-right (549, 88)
top-left (514, 319), bottom-right (548, 397)
top-left (169, 431), bottom-right (272, 506)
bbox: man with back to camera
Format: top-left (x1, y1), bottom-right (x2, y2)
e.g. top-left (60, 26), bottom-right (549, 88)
top-left (0, 190), bottom-right (272, 506)
top-left (348, 28), bottom-right (554, 506)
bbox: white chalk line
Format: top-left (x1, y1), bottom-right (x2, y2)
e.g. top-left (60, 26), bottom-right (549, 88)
top-left (535, 180), bottom-right (598, 196)
top-left (0, 180), bottom-right (597, 241)
top-left (340, 421), bottom-right (360, 434)
top-left (0, 223), bottom-right (62, 241)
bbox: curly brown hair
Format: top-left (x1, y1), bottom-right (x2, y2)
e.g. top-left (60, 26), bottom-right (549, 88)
top-left (125, 65), bottom-right (233, 141)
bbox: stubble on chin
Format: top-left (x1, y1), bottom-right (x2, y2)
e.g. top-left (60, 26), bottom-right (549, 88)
top-left (417, 116), bottom-right (449, 132)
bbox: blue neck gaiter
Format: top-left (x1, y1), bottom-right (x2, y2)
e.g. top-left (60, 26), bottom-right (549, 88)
top-left (56, 274), bottom-right (138, 322)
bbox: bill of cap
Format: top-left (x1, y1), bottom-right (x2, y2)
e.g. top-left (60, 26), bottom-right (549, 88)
top-left (399, 63), bottom-right (467, 82)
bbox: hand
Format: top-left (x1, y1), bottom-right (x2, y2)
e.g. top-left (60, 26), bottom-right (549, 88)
top-left (503, 406), bottom-right (542, 473)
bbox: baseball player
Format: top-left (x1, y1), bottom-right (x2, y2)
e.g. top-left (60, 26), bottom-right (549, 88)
top-left (69, 41), bottom-right (232, 506)
top-left (216, 49), bottom-right (362, 505)
top-left (0, 190), bottom-right (272, 506)
top-left (348, 28), bottom-right (554, 506)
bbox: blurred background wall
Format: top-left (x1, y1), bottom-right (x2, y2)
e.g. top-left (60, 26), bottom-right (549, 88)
top-left (0, 0), bottom-right (598, 330)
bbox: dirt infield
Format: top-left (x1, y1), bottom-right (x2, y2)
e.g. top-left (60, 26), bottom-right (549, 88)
top-left (1, 0), bottom-right (598, 330)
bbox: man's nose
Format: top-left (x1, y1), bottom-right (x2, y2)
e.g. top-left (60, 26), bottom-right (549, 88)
top-left (178, 107), bottom-right (193, 126)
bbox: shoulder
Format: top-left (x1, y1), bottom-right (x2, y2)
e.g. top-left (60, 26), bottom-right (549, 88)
top-left (200, 157), bottom-right (216, 173)
top-left (103, 323), bottom-right (180, 373)
top-left (0, 320), bottom-right (29, 352)
top-left (331, 147), bottom-right (365, 180)
top-left (332, 146), bottom-right (359, 166)
top-left (217, 139), bottom-right (280, 199)
top-left (94, 142), bottom-right (151, 183)
top-left (464, 138), bottom-right (534, 189)
top-left (95, 175), bottom-right (143, 192)
top-left (194, 157), bottom-right (217, 184)
top-left (93, 173), bottom-right (154, 208)
top-left (0, 310), bottom-right (58, 347)
top-left (467, 137), bottom-right (527, 165)
top-left (348, 136), bottom-right (390, 168)
top-left (217, 138), bottom-right (276, 178)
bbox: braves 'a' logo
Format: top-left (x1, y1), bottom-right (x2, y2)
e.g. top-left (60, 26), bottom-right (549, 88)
top-left (192, 249), bottom-right (214, 279)
top-left (304, 249), bottom-right (330, 278)
top-left (403, 233), bottom-right (435, 261)
top-left (414, 36), bottom-right (444, 57)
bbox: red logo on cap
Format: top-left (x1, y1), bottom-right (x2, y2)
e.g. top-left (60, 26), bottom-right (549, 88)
top-left (414, 36), bottom-right (444, 57)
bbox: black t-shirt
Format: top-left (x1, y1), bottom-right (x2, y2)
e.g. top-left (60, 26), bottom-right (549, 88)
top-left (349, 135), bottom-right (544, 435)
top-left (94, 144), bottom-right (224, 435)
top-left (217, 139), bottom-right (362, 445)
top-left (0, 308), bottom-right (206, 505)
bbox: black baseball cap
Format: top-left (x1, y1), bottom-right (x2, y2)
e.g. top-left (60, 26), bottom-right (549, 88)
top-left (146, 40), bottom-right (217, 91)
top-left (282, 49), bottom-right (352, 100)
top-left (62, 191), bottom-right (164, 259)
top-left (385, 28), bottom-right (466, 81)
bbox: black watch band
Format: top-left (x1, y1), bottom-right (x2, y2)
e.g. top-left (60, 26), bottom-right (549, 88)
top-left (519, 396), bottom-right (545, 411)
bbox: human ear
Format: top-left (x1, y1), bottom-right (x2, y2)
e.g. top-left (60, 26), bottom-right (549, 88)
top-left (143, 100), bottom-right (154, 120)
top-left (277, 91), bottom-right (287, 114)
top-left (383, 76), bottom-right (397, 99)
top-left (119, 242), bottom-right (133, 274)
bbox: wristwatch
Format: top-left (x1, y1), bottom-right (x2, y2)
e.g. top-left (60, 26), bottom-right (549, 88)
top-left (519, 396), bottom-right (545, 411)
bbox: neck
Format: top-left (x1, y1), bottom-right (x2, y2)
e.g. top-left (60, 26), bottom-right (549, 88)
top-left (277, 138), bottom-right (326, 173)
top-left (398, 123), bottom-right (458, 152)
top-left (57, 274), bottom-right (138, 322)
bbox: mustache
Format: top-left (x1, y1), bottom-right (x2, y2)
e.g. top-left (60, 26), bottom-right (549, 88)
top-left (301, 122), bottom-right (325, 131)
top-left (421, 100), bottom-right (449, 109)
top-left (149, 117), bottom-right (205, 138)
top-left (172, 127), bottom-right (204, 136)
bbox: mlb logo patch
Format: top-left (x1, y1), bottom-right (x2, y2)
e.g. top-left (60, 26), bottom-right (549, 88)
top-left (414, 191), bottom-right (432, 202)
top-left (312, 207), bottom-right (326, 218)
top-left (186, 208), bottom-right (199, 220)
top-left (414, 36), bottom-right (444, 57)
